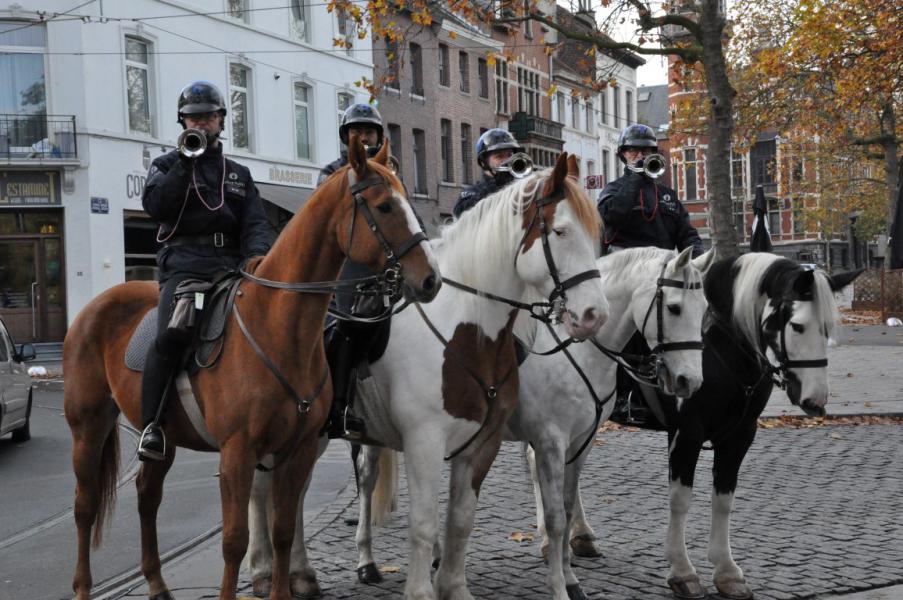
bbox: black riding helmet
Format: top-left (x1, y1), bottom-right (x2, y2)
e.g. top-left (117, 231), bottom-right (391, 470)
top-left (476, 128), bottom-right (523, 170)
top-left (339, 103), bottom-right (384, 152)
top-left (616, 124), bottom-right (657, 163)
top-left (177, 81), bottom-right (227, 126)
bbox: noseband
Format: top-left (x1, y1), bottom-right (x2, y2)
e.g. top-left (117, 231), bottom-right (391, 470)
top-left (760, 298), bottom-right (828, 391)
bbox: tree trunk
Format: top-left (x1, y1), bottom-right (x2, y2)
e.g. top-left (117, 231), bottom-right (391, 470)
top-left (880, 103), bottom-right (899, 271)
top-left (698, 0), bottom-right (739, 258)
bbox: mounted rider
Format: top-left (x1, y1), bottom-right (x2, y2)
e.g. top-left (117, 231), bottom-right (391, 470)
top-left (138, 80), bottom-right (271, 460)
top-left (318, 103), bottom-right (385, 185)
top-left (453, 128), bottom-right (524, 218)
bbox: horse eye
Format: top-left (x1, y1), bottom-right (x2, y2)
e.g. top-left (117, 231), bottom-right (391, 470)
top-left (553, 228), bottom-right (567, 237)
top-left (377, 202), bottom-right (392, 214)
top-left (667, 304), bottom-right (681, 316)
top-left (790, 322), bottom-right (804, 333)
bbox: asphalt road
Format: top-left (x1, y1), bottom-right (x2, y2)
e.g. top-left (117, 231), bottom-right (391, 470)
top-left (0, 381), bottom-right (222, 600)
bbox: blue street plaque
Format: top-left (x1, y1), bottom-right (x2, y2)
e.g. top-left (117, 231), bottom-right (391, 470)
top-left (90, 196), bottom-right (109, 214)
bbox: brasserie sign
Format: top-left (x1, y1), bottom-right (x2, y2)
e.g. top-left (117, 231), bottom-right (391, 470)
top-left (0, 170), bottom-right (61, 206)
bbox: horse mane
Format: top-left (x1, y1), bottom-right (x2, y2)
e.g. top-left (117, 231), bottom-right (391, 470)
top-left (729, 253), bottom-right (840, 347)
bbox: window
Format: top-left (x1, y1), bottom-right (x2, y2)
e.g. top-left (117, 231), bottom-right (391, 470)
top-left (792, 202), bottom-right (805, 235)
top-left (626, 90), bottom-right (633, 124)
top-left (459, 52), bottom-right (470, 93)
top-left (517, 68), bottom-right (540, 116)
top-left (602, 149), bottom-right (611, 184)
top-left (410, 43), bottom-right (423, 96)
top-left (556, 92), bottom-right (565, 124)
top-left (684, 148), bottom-right (697, 200)
top-left (586, 160), bottom-right (595, 189)
top-left (226, 0), bottom-right (248, 23)
top-left (461, 123), bottom-right (473, 184)
top-left (478, 58), bottom-right (489, 98)
top-left (413, 129), bottom-right (427, 194)
top-left (0, 22), bottom-right (46, 134)
top-left (336, 92), bottom-right (354, 145)
top-left (388, 123), bottom-right (402, 173)
top-left (293, 83), bottom-right (311, 160)
top-left (290, 1), bottom-right (309, 41)
top-left (523, 0), bottom-right (533, 38)
top-left (672, 163), bottom-right (679, 190)
top-left (734, 200), bottom-right (747, 241)
top-left (229, 64), bottom-right (251, 150)
top-left (751, 139), bottom-right (777, 194)
top-left (571, 99), bottom-right (580, 129)
top-left (585, 102), bottom-right (593, 134)
top-left (438, 44), bottom-right (450, 87)
top-left (612, 87), bottom-right (620, 127)
top-left (731, 150), bottom-right (746, 195)
top-left (441, 119), bottom-right (453, 182)
top-left (495, 60), bottom-right (509, 114)
top-left (600, 89), bottom-right (607, 126)
top-left (125, 37), bottom-right (152, 135)
top-left (336, 6), bottom-right (353, 55)
top-left (385, 39), bottom-right (400, 90)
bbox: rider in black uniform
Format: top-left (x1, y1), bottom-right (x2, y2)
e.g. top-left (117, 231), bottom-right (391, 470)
top-left (597, 124), bottom-right (703, 428)
top-left (453, 128), bottom-right (524, 218)
top-left (137, 81), bottom-right (271, 461)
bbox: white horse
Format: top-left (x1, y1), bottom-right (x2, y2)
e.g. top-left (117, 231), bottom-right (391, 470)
top-left (516, 246), bottom-right (714, 600)
top-left (248, 153), bottom-right (609, 600)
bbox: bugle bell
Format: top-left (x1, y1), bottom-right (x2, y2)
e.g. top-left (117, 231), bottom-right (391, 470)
top-left (177, 128), bottom-right (207, 159)
top-left (496, 152), bottom-right (534, 179)
top-left (627, 153), bottom-right (666, 179)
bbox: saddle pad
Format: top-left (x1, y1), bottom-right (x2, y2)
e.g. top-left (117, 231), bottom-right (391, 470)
top-left (125, 308), bottom-right (158, 372)
top-left (354, 365), bottom-right (403, 451)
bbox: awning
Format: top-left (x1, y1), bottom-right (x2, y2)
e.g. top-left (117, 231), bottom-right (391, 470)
top-left (256, 182), bottom-right (312, 214)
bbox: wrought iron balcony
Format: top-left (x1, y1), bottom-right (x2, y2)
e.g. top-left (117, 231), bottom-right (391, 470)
top-left (0, 114), bottom-right (77, 159)
top-left (509, 111), bottom-right (563, 145)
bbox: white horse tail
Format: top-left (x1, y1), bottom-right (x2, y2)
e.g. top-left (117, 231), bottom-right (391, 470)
top-left (371, 449), bottom-right (399, 527)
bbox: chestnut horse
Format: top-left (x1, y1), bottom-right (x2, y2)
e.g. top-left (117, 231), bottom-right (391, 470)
top-left (63, 139), bottom-right (439, 600)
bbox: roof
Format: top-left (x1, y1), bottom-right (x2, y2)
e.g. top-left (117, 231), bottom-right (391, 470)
top-left (636, 84), bottom-right (670, 139)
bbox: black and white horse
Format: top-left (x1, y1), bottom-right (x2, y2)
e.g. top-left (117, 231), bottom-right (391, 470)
top-left (571, 253), bottom-right (860, 599)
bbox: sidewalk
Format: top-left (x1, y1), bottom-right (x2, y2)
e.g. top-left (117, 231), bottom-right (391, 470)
top-left (94, 328), bottom-right (903, 600)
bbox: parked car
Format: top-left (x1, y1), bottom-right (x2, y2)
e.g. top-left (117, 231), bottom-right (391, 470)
top-left (0, 318), bottom-right (35, 442)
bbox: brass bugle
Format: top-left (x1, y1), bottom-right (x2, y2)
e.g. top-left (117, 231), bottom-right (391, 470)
top-left (177, 128), bottom-right (207, 159)
top-left (496, 152), bottom-right (534, 179)
top-left (627, 153), bottom-right (666, 179)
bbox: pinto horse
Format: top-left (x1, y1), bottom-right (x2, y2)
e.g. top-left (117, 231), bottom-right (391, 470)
top-left (568, 253), bottom-right (861, 599)
top-left (248, 153), bottom-right (609, 600)
top-left (514, 246), bottom-right (714, 600)
top-left (62, 139), bottom-right (439, 600)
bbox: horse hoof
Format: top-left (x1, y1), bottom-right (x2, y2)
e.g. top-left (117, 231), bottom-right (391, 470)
top-left (149, 592), bottom-right (176, 600)
top-left (570, 534), bottom-right (603, 558)
top-left (714, 577), bottom-right (753, 599)
top-left (566, 583), bottom-right (588, 600)
top-left (667, 575), bottom-right (707, 599)
top-left (291, 575), bottom-right (323, 598)
top-left (251, 577), bottom-right (271, 598)
top-left (357, 563), bottom-right (383, 584)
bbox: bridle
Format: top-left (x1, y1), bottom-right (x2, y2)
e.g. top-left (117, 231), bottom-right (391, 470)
top-left (759, 297), bottom-right (828, 391)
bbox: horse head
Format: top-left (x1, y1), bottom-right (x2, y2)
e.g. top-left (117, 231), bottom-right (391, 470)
top-left (517, 152), bottom-right (608, 340)
top-left (633, 247), bottom-right (713, 399)
top-left (758, 265), bottom-right (862, 416)
top-left (333, 133), bottom-right (440, 303)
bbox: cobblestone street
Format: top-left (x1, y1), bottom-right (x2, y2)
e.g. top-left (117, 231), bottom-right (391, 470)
top-left (287, 424), bottom-right (903, 600)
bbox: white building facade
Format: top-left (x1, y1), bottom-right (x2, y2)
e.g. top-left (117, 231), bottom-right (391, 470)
top-left (0, 1), bottom-right (373, 342)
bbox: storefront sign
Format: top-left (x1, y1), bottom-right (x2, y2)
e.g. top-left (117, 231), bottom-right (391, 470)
top-left (585, 175), bottom-right (603, 189)
top-left (91, 196), bottom-right (109, 214)
top-left (126, 172), bottom-right (147, 199)
top-left (0, 170), bottom-right (61, 206)
top-left (268, 166), bottom-right (314, 186)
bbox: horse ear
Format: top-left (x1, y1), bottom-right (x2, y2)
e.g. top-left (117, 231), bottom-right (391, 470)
top-left (793, 268), bottom-right (815, 296)
top-left (347, 131), bottom-right (369, 179)
top-left (566, 154), bottom-right (579, 179)
top-left (691, 248), bottom-right (716, 274)
top-left (828, 267), bottom-right (864, 292)
top-left (543, 152), bottom-right (569, 197)
top-left (673, 246), bottom-right (693, 270)
top-left (373, 139), bottom-right (389, 166)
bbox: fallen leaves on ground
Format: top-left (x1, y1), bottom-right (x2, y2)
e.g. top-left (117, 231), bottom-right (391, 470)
top-left (839, 308), bottom-right (882, 325)
top-left (508, 531), bottom-right (535, 543)
top-left (598, 414), bottom-right (903, 434)
top-left (379, 565), bottom-right (401, 574)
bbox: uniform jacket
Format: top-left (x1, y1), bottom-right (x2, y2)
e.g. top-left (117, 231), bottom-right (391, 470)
top-left (597, 168), bottom-right (703, 257)
top-left (143, 145), bottom-right (271, 277)
top-left (317, 153), bottom-right (348, 186)
top-left (453, 176), bottom-right (505, 218)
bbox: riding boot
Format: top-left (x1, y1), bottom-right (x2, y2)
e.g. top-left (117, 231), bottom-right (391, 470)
top-left (325, 326), bottom-right (355, 439)
top-left (138, 341), bottom-right (177, 461)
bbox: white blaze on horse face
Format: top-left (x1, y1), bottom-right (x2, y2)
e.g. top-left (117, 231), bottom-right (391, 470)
top-left (392, 189), bottom-right (439, 275)
top-left (785, 300), bottom-right (829, 408)
top-left (518, 201), bottom-right (608, 340)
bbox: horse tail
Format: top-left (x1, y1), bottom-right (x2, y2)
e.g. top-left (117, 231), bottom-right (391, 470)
top-left (92, 424), bottom-right (120, 548)
top-left (371, 449), bottom-right (398, 527)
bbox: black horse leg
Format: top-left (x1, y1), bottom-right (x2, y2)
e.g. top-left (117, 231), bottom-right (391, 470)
top-left (666, 429), bottom-right (706, 599)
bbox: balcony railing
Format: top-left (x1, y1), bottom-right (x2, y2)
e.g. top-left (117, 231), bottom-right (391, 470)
top-left (509, 111), bottom-right (564, 143)
top-left (0, 114), bottom-right (77, 159)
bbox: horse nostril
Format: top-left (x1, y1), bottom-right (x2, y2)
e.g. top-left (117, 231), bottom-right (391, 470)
top-left (676, 375), bottom-right (689, 392)
top-left (582, 307), bottom-right (597, 324)
top-left (422, 273), bottom-right (438, 293)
